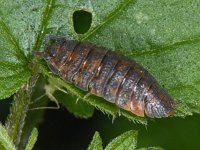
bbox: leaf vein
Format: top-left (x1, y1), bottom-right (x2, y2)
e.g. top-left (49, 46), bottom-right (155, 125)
top-left (130, 36), bottom-right (200, 57)
top-left (33, 0), bottom-right (55, 50)
top-left (0, 19), bottom-right (27, 63)
top-left (80, 0), bottom-right (135, 41)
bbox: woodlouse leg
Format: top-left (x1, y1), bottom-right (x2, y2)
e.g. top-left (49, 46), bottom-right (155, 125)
top-left (112, 115), bottom-right (117, 124)
top-left (30, 94), bottom-right (46, 105)
top-left (29, 95), bottom-right (60, 110)
top-left (56, 86), bottom-right (68, 94)
top-left (83, 93), bottom-right (91, 98)
top-left (44, 84), bottom-right (68, 109)
top-left (29, 94), bottom-right (60, 111)
top-left (118, 109), bottom-right (121, 116)
top-left (76, 97), bottom-right (80, 103)
top-left (29, 84), bottom-right (61, 110)
top-left (29, 83), bottom-right (65, 110)
top-left (45, 87), bottom-right (60, 109)
top-left (76, 93), bottom-right (91, 103)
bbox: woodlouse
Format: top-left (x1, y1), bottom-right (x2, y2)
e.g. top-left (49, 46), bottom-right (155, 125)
top-left (34, 36), bottom-right (176, 118)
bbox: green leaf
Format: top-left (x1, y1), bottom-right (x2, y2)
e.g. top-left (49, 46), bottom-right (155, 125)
top-left (137, 147), bottom-right (164, 150)
top-left (25, 128), bottom-right (38, 150)
top-left (73, 0), bottom-right (200, 116)
top-left (1, 0), bottom-right (199, 121)
top-left (0, 123), bottom-right (16, 150)
top-left (0, 0), bottom-right (48, 53)
top-left (37, 0), bottom-right (200, 122)
top-left (105, 130), bottom-right (137, 150)
top-left (87, 132), bottom-right (103, 150)
top-left (88, 131), bottom-right (164, 150)
top-left (37, 0), bottom-right (199, 121)
top-left (0, 19), bottom-right (31, 100)
top-left (0, 0), bottom-right (55, 100)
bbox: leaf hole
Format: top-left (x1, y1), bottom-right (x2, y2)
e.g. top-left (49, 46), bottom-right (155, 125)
top-left (73, 10), bottom-right (92, 34)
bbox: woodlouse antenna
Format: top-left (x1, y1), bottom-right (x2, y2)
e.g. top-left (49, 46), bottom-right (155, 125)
top-left (32, 50), bottom-right (52, 60)
top-left (32, 50), bottom-right (45, 57)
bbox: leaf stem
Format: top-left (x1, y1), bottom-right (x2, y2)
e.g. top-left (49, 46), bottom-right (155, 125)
top-left (5, 62), bottom-right (39, 149)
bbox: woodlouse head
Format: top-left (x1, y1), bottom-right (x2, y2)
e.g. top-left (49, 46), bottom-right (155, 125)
top-left (44, 38), bottom-right (60, 59)
top-left (33, 38), bottom-right (62, 60)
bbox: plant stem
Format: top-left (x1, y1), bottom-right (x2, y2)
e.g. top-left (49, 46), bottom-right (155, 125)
top-left (5, 63), bottom-right (39, 149)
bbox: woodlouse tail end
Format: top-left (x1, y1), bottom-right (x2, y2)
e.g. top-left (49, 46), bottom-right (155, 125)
top-left (166, 101), bottom-right (177, 116)
top-left (167, 109), bottom-right (176, 117)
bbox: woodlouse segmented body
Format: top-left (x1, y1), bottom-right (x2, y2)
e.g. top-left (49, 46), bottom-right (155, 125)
top-left (34, 36), bottom-right (176, 118)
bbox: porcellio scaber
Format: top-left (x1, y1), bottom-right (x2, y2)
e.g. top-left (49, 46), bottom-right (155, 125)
top-left (34, 36), bottom-right (176, 118)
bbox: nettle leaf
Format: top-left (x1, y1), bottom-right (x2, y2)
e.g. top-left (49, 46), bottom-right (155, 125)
top-left (87, 131), bottom-right (103, 150)
top-left (0, 0), bottom-right (47, 54)
top-left (41, 0), bottom-right (199, 121)
top-left (0, 0), bottom-right (47, 99)
top-left (75, 0), bottom-right (200, 116)
top-left (105, 130), bottom-right (137, 150)
top-left (25, 128), bottom-right (38, 150)
top-left (88, 131), bottom-right (164, 150)
top-left (0, 123), bottom-right (16, 150)
top-left (0, 19), bottom-right (31, 99)
top-left (137, 147), bottom-right (164, 150)
top-left (1, 0), bottom-right (199, 121)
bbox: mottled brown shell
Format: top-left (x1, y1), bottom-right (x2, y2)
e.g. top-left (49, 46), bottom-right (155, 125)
top-left (34, 35), bottom-right (176, 118)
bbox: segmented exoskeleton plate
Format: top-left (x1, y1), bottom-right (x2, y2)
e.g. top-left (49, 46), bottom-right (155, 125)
top-left (34, 36), bottom-right (176, 118)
